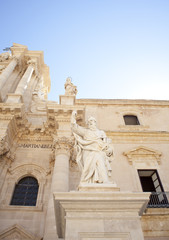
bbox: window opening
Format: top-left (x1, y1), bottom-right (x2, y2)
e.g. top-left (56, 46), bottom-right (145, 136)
top-left (123, 115), bottom-right (140, 125)
top-left (138, 170), bottom-right (168, 207)
top-left (10, 176), bottom-right (39, 206)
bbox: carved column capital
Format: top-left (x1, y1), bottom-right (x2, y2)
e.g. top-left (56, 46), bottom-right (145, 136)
top-left (27, 59), bottom-right (37, 68)
top-left (0, 52), bottom-right (11, 62)
top-left (12, 55), bottom-right (19, 62)
top-left (52, 136), bottom-right (74, 158)
top-left (27, 59), bottom-right (39, 75)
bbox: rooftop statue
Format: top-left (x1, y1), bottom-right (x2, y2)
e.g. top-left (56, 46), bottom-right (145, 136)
top-left (64, 77), bottom-right (77, 96)
top-left (71, 111), bottom-right (113, 184)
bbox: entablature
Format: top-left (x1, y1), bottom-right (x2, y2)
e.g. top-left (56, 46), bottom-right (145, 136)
top-left (76, 98), bottom-right (169, 108)
top-left (107, 130), bottom-right (169, 143)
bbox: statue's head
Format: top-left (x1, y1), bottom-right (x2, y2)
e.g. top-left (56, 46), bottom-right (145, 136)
top-left (87, 117), bottom-right (97, 130)
top-left (65, 77), bottom-right (72, 85)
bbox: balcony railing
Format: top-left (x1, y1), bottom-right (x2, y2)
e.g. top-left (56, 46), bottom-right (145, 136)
top-left (147, 192), bottom-right (169, 208)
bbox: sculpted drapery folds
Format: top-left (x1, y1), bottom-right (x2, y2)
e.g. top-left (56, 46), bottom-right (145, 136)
top-left (71, 111), bottom-right (113, 184)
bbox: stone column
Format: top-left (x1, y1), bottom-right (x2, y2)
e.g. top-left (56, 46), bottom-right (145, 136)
top-left (0, 57), bottom-right (18, 101)
top-left (15, 59), bottom-right (36, 95)
top-left (6, 59), bottom-right (36, 103)
top-left (43, 137), bottom-right (73, 240)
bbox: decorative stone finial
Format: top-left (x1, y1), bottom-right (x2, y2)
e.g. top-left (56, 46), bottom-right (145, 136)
top-left (64, 77), bottom-right (77, 96)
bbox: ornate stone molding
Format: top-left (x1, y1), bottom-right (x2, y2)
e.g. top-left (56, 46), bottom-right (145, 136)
top-left (23, 56), bottom-right (39, 76)
top-left (46, 106), bottom-right (85, 130)
top-left (27, 59), bottom-right (37, 67)
top-left (52, 136), bottom-right (74, 158)
top-left (0, 224), bottom-right (41, 240)
top-left (8, 163), bottom-right (50, 178)
top-left (0, 135), bottom-right (9, 156)
top-left (2, 164), bottom-right (49, 209)
top-left (0, 52), bottom-right (11, 62)
top-left (124, 146), bottom-right (162, 165)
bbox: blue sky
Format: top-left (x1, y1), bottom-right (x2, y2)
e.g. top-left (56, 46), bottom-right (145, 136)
top-left (1, 0), bottom-right (169, 102)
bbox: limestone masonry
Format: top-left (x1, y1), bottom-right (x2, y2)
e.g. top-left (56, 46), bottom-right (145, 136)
top-left (0, 44), bottom-right (169, 240)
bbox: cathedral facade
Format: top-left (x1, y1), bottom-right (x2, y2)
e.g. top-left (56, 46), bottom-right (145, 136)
top-left (0, 44), bottom-right (168, 240)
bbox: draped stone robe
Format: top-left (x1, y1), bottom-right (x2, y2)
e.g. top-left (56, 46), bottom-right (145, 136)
top-left (72, 123), bottom-right (112, 184)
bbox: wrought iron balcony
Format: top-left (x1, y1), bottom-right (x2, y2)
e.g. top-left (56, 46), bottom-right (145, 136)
top-left (147, 192), bottom-right (169, 208)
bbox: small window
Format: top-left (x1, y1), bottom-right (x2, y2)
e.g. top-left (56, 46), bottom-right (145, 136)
top-left (123, 115), bottom-right (140, 125)
top-left (10, 176), bottom-right (39, 206)
top-left (138, 170), bottom-right (164, 192)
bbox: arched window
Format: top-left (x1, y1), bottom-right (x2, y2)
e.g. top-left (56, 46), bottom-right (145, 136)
top-left (10, 176), bottom-right (39, 206)
top-left (123, 115), bottom-right (140, 125)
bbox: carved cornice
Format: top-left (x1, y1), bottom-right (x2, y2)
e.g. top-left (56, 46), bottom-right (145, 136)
top-left (47, 106), bottom-right (84, 116)
top-left (0, 103), bottom-right (31, 144)
top-left (76, 99), bottom-right (169, 108)
top-left (46, 106), bottom-right (85, 133)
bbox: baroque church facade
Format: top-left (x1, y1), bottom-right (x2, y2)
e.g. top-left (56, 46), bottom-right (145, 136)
top-left (0, 44), bottom-right (169, 240)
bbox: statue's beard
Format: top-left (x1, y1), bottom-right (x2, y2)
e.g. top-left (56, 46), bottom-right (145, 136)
top-left (88, 125), bottom-right (97, 130)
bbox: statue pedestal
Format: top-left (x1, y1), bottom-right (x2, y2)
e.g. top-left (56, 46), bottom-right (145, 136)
top-left (59, 95), bottom-right (75, 105)
top-left (78, 182), bottom-right (120, 192)
top-left (6, 93), bottom-right (23, 103)
top-left (53, 191), bottom-right (150, 240)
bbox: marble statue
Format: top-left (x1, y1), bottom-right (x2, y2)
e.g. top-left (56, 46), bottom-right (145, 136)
top-left (64, 77), bottom-right (77, 96)
top-left (71, 111), bottom-right (113, 184)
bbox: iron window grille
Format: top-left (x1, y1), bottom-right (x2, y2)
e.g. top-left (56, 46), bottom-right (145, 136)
top-left (10, 176), bottom-right (39, 206)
